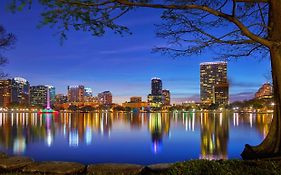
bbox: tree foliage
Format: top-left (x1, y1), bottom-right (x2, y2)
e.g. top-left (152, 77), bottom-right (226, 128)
top-left (7, 0), bottom-right (274, 60)
top-left (0, 25), bottom-right (16, 77)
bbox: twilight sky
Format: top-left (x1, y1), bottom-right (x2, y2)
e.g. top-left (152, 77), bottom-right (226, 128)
top-left (0, 1), bottom-right (271, 104)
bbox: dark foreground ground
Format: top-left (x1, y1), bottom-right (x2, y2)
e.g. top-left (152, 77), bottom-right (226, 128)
top-left (1, 152), bottom-right (281, 175)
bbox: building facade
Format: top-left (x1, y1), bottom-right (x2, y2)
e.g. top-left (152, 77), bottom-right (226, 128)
top-left (67, 85), bottom-right (85, 102)
top-left (200, 62), bottom-right (228, 106)
top-left (255, 82), bottom-right (273, 99)
top-left (55, 94), bottom-right (68, 104)
top-left (30, 85), bottom-right (48, 107)
top-left (0, 79), bottom-right (12, 107)
top-left (148, 78), bottom-right (163, 107)
top-left (30, 85), bottom-right (55, 108)
top-left (130, 96), bottom-right (142, 103)
top-left (98, 91), bottom-right (112, 105)
top-left (162, 89), bottom-right (171, 106)
top-left (11, 77), bottom-right (30, 106)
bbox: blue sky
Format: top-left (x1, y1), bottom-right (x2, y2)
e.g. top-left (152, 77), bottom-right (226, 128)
top-left (0, 1), bottom-right (271, 104)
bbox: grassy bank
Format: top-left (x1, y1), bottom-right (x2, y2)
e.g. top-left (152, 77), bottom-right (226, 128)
top-left (167, 159), bottom-right (281, 175)
top-left (1, 159), bottom-right (281, 175)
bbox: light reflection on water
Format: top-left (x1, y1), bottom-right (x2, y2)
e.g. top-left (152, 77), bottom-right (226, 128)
top-left (0, 112), bottom-right (273, 164)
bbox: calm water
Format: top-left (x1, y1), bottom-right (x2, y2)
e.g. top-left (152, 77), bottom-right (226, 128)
top-left (0, 112), bottom-right (272, 165)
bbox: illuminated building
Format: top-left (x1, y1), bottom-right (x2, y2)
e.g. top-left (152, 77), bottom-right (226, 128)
top-left (130, 96), bottom-right (142, 103)
top-left (98, 91), bottom-right (112, 105)
top-left (0, 79), bottom-right (12, 107)
top-left (162, 89), bottom-right (171, 106)
top-left (55, 94), bottom-right (68, 104)
top-left (84, 87), bottom-right (93, 97)
top-left (84, 87), bottom-right (94, 102)
top-left (151, 78), bottom-right (162, 95)
top-left (214, 83), bottom-right (229, 105)
top-left (30, 85), bottom-right (48, 107)
top-left (11, 77), bottom-right (30, 106)
top-left (46, 85), bottom-right (56, 105)
top-left (122, 101), bottom-right (148, 110)
top-left (200, 62), bottom-right (228, 106)
top-left (255, 82), bottom-right (273, 99)
top-left (30, 85), bottom-right (56, 108)
top-left (148, 78), bottom-right (163, 107)
top-left (67, 85), bottom-right (85, 102)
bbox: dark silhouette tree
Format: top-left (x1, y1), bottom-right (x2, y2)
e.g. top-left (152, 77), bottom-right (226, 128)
top-left (8, 0), bottom-right (281, 159)
top-left (0, 25), bottom-right (16, 77)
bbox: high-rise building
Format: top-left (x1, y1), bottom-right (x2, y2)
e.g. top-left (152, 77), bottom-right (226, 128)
top-left (151, 78), bottom-right (162, 95)
top-left (98, 91), bottom-right (112, 105)
top-left (30, 85), bottom-right (48, 107)
top-left (255, 82), bottom-right (273, 99)
top-left (46, 85), bottom-right (56, 105)
top-left (67, 85), bottom-right (85, 102)
top-left (30, 85), bottom-right (56, 107)
top-left (0, 79), bottom-right (12, 107)
top-left (148, 78), bottom-right (163, 107)
top-left (11, 77), bottom-right (30, 106)
top-left (200, 62), bottom-right (228, 105)
top-left (162, 89), bottom-right (171, 106)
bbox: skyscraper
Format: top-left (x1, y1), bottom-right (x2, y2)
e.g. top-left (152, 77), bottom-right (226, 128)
top-left (151, 78), bottom-right (162, 95)
top-left (200, 62), bottom-right (228, 106)
top-left (162, 89), bottom-right (171, 106)
top-left (0, 79), bottom-right (12, 107)
top-left (30, 85), bottom-right (56, 108)
top-left (30, 85), bottom-right (48, 107)
top-left (11, 77), bottom-right (30, 106)
top-left (148, 78), bottom-right (163, 107)
top-left (67, 85), bottom-right (85, 102)
top-left (98, 91), bottom-right (112, 105)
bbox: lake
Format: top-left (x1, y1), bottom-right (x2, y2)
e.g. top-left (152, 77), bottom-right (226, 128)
top-left (0, 111), bottom-right (272, 165)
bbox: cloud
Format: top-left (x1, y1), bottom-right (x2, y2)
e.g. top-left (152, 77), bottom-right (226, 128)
top-left (230, 92), bottom-right (254, 102)
top-left (229, 79), bottom-right (261, 88)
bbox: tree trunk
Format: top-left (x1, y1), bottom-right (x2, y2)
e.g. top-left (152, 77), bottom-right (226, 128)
top-left (241, 0), bottom-right (281, 159)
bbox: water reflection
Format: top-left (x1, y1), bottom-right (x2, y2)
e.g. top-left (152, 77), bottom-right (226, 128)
top-left (0, 112), bottom-right (273, 163)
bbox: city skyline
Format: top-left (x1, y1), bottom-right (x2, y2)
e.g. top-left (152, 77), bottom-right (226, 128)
top-left (0, 1), bottom-right (271, 104)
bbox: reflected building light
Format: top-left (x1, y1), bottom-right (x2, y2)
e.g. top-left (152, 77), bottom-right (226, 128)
top-left (11, 113), bottom-right (14, 126)
top-left (219, 113), bottom-right (223, 127)
top-left (233, 113), bottom-right (239, 126)
top-left (69, 130), bottom-right (79, 147)
top-left (40, 116), bottom-right (42, 127)
top-left (188, 117), bottom-right (191, 131)
top-left (63, 125), bottom-right (67, 137)
top-left (192, 113), bottom-right (195, 132)
top-left (100, 116), bottom-right (104, 135)
top-left (13, 137), bottom-right (26, 154)
top-left (16, 113), bottom-right (19, 126)
top-left (249, 113), bottom-right (253, 128)
top-left (0, 114), bottom-right (2, 127)
top-left (85, 127), bottom-right (92, 145)
top-left (152, 140), bottom-right (162, 154)
top-left (46, 130), bottom-right (53, 147)
top-left (185, 117), bottom-right (188, 131)
top-left (26, 115), bottom-right (28, 127)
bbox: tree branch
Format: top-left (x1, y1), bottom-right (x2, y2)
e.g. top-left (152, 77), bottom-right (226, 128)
top-left (114, 0), bottom-right (272, 47)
